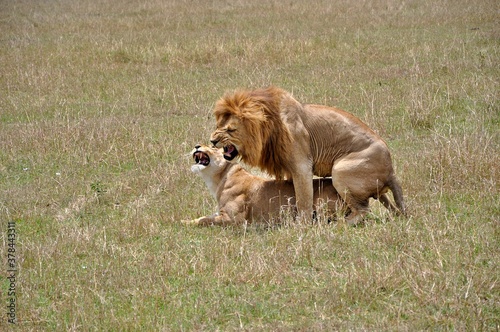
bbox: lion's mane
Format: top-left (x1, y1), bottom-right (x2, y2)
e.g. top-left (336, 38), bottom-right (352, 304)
top-left (213, 87), bottom-right (294, 179)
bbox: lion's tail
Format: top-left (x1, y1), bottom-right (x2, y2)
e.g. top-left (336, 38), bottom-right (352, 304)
top-left (388, 176), bottom-right (407, 217)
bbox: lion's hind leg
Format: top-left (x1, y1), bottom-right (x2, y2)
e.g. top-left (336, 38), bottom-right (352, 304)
top-left (378, 193), bottom-right (399, 213)
top-left (331, 179), bottom-right (370, 225)
top-left (344, 199), bottom-right (370, 225)
top-left (331, 159), bottom-right (373, 225)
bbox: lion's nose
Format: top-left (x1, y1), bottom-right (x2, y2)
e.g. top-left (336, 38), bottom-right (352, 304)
top-left (210, 139), bottom-right (219, 147)
top-left (194, 144), bottom-right (201, 149)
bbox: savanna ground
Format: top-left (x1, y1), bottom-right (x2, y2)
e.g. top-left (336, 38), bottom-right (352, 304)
top-left (0, 0), bottom-right (499, 330)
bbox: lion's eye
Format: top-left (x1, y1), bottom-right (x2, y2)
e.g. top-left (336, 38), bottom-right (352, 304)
top-left (227, 128), bottom-right (236, 133)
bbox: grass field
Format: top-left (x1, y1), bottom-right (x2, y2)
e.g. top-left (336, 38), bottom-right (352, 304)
top-left (1, 0), bottom-right (499, 330)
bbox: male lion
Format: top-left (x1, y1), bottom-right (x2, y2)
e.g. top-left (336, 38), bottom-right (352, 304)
top-left (183, 144), bottom-right (344, 226)
top-left (210, 86), bottom-right (406, 225)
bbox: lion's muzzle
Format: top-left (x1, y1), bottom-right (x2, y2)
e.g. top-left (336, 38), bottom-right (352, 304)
top-left (223, 144), bottom-right (239, 161)
top-left (193, 151), bottom-right (210, 166)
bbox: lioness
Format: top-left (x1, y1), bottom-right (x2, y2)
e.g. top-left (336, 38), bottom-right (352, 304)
top-left (184, 144), bottom-right (344, 226)
top-left (210, 86), bottom-right (406, 225)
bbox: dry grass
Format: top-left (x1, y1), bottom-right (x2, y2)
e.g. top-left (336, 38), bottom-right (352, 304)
top-left (0, 0), bottom-right (499, 330)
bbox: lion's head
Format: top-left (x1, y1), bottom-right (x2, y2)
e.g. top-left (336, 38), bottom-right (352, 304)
top-left (190, 144), bottom-right (227, 175)
top-left (209, 87), bottom-right (293, 179)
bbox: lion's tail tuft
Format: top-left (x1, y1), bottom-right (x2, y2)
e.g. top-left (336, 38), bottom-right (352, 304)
top-left (388, 176), bottom-right (407, 217)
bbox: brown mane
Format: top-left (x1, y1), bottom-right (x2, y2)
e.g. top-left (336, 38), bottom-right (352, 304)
top-left (214, 87), bottom-right (293, 179)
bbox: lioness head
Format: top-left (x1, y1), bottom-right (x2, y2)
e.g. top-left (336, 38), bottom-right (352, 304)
top-left (190, 144), bottom-right (227, 174)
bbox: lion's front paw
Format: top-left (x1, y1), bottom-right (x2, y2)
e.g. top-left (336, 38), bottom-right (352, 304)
top-left (180, 218), bottom-right (201, 226)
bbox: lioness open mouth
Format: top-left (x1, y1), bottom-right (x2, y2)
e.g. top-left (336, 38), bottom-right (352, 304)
top-left (193, 151), bottom-right (210, 166)
top-left (223, 144), bottom-right (239, 161)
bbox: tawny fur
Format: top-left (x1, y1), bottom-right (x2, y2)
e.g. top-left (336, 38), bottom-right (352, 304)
top-left (210, 86), bottom-right (406, 224)
top-left (183, 145), bottom-right (343, 226)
